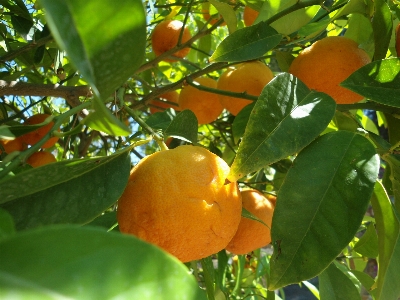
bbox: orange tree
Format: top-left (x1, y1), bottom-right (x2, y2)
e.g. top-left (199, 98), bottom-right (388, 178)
top-left (0, 0), bottom-right (400, 299)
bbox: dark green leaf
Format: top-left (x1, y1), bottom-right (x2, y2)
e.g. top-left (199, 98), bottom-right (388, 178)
top-left (210, 22), bottom-right (282, 62)
top-left (228, 73), bottom-right (336, 182)
top-left (0, 225), bottom-right (207, 300)
top-left (146, 110), bottom-right (174, 130)
top-left (165, 110), bottom-right (198, 144)
top-left (85, 211), bottom-right (117, 230)
top-left (350, 270), bottom-right (376, 298)
top-left (370, 181), bottom-right (400, 300)
top-left (371, 0), bottom-right (393, 60)
top-left (353, 222), bottom-right (379, 258)
top-left (232, 103), bottom-right (254, 144)
top-left (0, 0), bottom-right (32, 20)
top-left (0, 146), bottom-right (132, 230)
top-left (319, 262), bottom-right (361, 300)
top-left (201, 257), bottom-right (216, 300)
top-left (33, 45), bottom-right (45, 64)
top-left (10, 15), bottom-right (33, 40)
top-left (268, 131), bottom-right (379, 290)
top-left (382, 153), bottom-right (400, 213)
top-left (0, 208), bottom-right (15, 240)
top-left (82, 97), bottom-right (131, 136)
top-left (341, 58), bottom-right (400, 107)
top-left (40, 0), bottom-right (146, 99)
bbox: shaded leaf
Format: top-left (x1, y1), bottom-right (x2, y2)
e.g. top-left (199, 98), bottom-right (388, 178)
top-left (40, 0), bottom-right (146, 99)
top-left (350, 270), bottom-right (376, 298)
top-left (341, 58), bottom-right (400, 107)
top-left (0, 225), bottom-right (207, 300)
top-left (82, 97), bottom-right (131, 136)
top-left (232, 103), bottom-right (254, 144)
top-left (146, 110), bottom-right (174, 130)
top-left (228, 73), bottom-right (336, 182)
top-left (353, 222), bottom-right (379, 258)
top-left (370, 181), bottom-right (400, 300)
top-left (10, 15), bottom-right (33, 41)
top-left (0, 208), bottom-right (15, 241)
top-left (371, 0), bottom-right (393, 60)
top-left (268, 131), bottom-right (379, 290)
top-left (0, 146), bottom-right (133, 230)
top-left (165, 109), bottom-right (198, 144)
top-left (210, 22), bottom-right (282, 62)
top-left (382, 153), bottom-right (400, 213)
top-left (319, 262), bottom-right (361, 300)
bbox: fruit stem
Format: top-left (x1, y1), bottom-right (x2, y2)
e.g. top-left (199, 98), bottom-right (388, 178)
top-left (232, 255), bottom-right (246, 296)
top-left (123, 105), bottom-right (168, 151)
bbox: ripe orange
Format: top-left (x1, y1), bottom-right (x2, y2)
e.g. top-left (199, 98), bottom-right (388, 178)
top-left (179, 77), bottom-right (224, 124)
top-left (202, 3), bottom-right (226, 26)
top-left (151, 19), bottom-right (192, 62)
top-left (217, 61), bottom-right (274, 116)
top-left (225, 189), bottom-right (275, 255)
top-left (27, 151), bottom-right (57, 168)
top-left (117, 145), bottom-right (242, 263)
top-left (149, 90), bottom-right (180, 114)
top-left (0, 137), bottom-right (23, 154)
top-left (20, 114), bottom-right (59, 148)
top-left (288, 36), bottom-right (371, 104)
top-left (243, 6), bottom-right (259, 26)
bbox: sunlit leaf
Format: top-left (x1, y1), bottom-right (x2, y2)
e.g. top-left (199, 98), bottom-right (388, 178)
top-left (341, 58), bottom-right (400, 107)
top-left (228, 73), bottom-right (336, 182)
top-left (353, 222), bottom-right (379, 258)
top-left (40, 0), bottom-right (146, 99)
top-left (370, 181), bottom-right (400, 300)
top-left (0, 226), bottom-right (207, 300)
top-left (268, 130), bottom-right (379, 290)
top-left (210, 22), bottom-right (282, 62)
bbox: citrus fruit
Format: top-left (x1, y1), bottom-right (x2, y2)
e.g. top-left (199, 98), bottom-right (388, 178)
top-left (149, 90), bottom-right (180, 114)
top-left (243, 6), bottom-right (259, 26)
top-left (202, 3), bottom-right (226, 26)
top-left (217, 61), bottom-right (274, 116)
top-left (288, 36), bottom-right (371, 104)
top-left (0, 137), bottom-right (23, 154)
top-left (151, 19), bottom-right (192, 62)
top-left (20, 114), bottom-right (59, 148)
top-left (27, 151), bottom-right (57, 168)
top-left (117, 145), bottom-right (242, 263)
top-left (225, 189), bottom-right (275, 255)
top-left (179, 77), bottom-right (224, 124)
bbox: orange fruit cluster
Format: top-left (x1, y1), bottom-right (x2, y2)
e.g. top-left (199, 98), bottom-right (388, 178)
top-left (288, 36), bottom-right (371, 104)
top-left (20, 114), bottom-right (59, 148)
top-left (117, 145), bottom-right (242, 262)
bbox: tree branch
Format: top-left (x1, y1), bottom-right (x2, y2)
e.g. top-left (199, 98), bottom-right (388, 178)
top-left (0, 80), bottom-right (92, 107)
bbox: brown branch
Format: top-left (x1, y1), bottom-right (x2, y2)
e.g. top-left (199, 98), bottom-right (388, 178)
top-left (0, 35), bottom-right (54, 63)
top-left (0, 80), bottom-right (92, 107)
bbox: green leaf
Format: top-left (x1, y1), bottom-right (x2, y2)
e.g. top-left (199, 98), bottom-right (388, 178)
top-left (258, 0), bottom-right (320, 35)
top-left (341, 58), bottom-right (400, 107)
top-left (371, 0), bottom-right (393, 60)
top-left (268, 131), bottom-right (379, 290)
top-left (201, 257), bottom-right (216, 300)
top-left (350, 270), bottom-right (376, 298)
top-left (228, 73), bottom-right (336, 182)
top-left (370, 181), bottom-right (400, 300)
top-left (40, 0), bottom-right (146, 99)
top-left (210, 22), bottom-right (282, 62)
top-left (382, 153), bottom-right (400, 213)
top-left (319, 262), bottom-right (361, 300)
top-left (242, 207), bottom-right (268, 227)
top-left (146, 110), bottom-right (174, 130)
top-left (0, 225), bottom-right (207, 300)
top-left (0, 208), bottom-right (15, 241)
top-left (10, 15), bottom-right (34, 40)
top-left (82, 97), bottom-right (131, 136)
top-left (164, 109), bottom-right (198, 144)
top-left (353, 222), bottom-right (379, 258)
top-left (232, 103), bottom-right (255, 144)
top-left (0, 146), bottom-right (132, 230)
top-left (85, 211), bottom-right (117, 231)
top-left (208, 0), bottom-right (237, 34)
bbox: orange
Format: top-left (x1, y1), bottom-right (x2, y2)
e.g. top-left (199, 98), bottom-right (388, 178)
top-left (288, 36), bottom-right (371, 104)
top-left (179, 77), bottom-right (224, 124)
top-left (149, 90), bottom-right (180, 114)
top-left (151, 19), bottom-right (192, 62)
top-left (217, 61), bottom-right (274, 115)
top-left (27, 151), bottom-right (57, 167)
top-left (202, 3), bottom-right (226, 26)
top-left (0, 137), bottom-right (23, 154)
top-left (243, 6), bottom-right (259, 26)
top-left (20, 114), bottom-right (59, 148)
top-left (117, 145), bottom-right (242, 263)
top-left (225, 189), bottom-right (274, 255)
